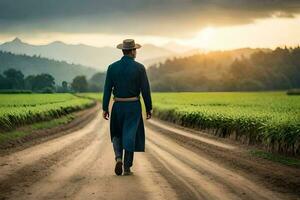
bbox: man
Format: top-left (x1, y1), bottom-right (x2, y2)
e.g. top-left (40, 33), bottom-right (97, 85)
top-left (102, 39), bottom-right (152, 176)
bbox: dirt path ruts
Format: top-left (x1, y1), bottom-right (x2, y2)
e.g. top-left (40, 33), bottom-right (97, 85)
top-left (146, 127), bottom-right (284, 200)
top-left (0, 112), bottom-right (298, 200)
top-left (146, 118), bottom-right (300, 198)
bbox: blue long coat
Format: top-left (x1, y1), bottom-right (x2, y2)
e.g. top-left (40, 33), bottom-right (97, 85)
top-left (102, 55), bottom-right (152, 152)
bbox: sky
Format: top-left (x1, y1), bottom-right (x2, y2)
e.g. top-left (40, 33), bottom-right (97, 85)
top-left (0, 0), bottom-right (300, 50)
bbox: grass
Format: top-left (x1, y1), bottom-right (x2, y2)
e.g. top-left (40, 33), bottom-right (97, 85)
top-left (0, 130), bottom-right (28, 144)
top-left (250, 149), bottom-right (300, 168)
top-left (30, 114), bottom-right (75, 130)
top-left (0, 114), bottom-right (74, 144)
top-left (76, 93), bottom-right (102, 101)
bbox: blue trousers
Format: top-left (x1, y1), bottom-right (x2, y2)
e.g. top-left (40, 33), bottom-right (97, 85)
top-left (112, 136), bottom-right (134, 169)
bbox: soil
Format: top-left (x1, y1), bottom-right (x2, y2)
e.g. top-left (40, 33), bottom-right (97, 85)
top-left (0, 110), bottom-right (299, 200)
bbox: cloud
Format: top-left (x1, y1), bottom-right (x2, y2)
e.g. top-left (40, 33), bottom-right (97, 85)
top-left (0, 0), bottom-right (300, 37)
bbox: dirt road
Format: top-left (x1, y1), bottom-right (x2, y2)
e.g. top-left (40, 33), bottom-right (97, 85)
top-left (0, 112), bottom-right (299, 200)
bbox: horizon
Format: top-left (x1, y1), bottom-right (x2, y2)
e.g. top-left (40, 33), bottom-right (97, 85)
top-left (1, 36), bottom-right (299, 53)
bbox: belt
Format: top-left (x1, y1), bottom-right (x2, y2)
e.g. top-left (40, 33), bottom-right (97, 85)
top-left (113, 96), bottom-right (140, 102)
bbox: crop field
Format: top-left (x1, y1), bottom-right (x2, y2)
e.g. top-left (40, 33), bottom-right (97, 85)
top-left (0, 94), bottom-right (95, 131)
top-left (151, 92), bottom-right (300, 154)
top-left (76, 93), bottom-right (103, 102)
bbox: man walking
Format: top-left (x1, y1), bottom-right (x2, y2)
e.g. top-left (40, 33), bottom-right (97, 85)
top-left (102, 39), bottom-right (152, 176)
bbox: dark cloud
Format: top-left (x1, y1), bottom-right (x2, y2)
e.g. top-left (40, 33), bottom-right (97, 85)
top-left (0, 0), bottom-right (300, 37)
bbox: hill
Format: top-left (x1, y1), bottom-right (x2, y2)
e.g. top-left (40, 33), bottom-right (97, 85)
top-left (0, 51), bottom-right (97, 84)
top-left (0, 38), bottom-right (176, 71)
top-left (147, 47), bottom-right (299, 91)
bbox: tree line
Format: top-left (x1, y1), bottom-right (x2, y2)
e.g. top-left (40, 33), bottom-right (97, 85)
top-left (0, 51), bottom-right (97, 85)
top-left (147, 47), bottom-right (300, 91)
top-left (0, 68), bottom-right (105, 93)
top-left (1, 46), bottom-right (299, 93)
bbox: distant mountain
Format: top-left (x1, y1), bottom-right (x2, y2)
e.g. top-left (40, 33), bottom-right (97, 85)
top-left (144, 47), bottom-right (270, 67)
top-left (0, 51), bottom-right (97, 84)
top-left (0, 38), bottom-right (176, 71)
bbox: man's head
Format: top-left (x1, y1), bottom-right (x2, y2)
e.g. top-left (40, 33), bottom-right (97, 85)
top-left (122, 48), bottom-right (137, 58)
top-left (117, 39), bottom-right (141, 59)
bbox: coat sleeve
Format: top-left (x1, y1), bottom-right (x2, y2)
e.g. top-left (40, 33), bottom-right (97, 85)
top-left (140, 65), bottom-right (152, 113)
top-left (102, 65), bottom-right (113, 112)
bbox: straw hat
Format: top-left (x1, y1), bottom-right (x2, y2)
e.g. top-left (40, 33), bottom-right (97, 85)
top-left (117, 39), bottom-right (141, 50)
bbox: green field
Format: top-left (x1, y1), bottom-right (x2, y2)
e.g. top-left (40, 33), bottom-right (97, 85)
top-left (79, 92), bottom-right (300, 154)
top-left (151, 92), bottom-right (300, 154)
top-left (0, 114), bottom-right (75, 144)
top-left (76, 93), bottom-right (103, 101)
top-left (0, 94), bottom-right (95, 131)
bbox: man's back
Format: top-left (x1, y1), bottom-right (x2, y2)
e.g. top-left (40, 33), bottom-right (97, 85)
top-left (102, 55), bottom-right (152, 114)
top-left (109, 55), bottom-right (144, 97)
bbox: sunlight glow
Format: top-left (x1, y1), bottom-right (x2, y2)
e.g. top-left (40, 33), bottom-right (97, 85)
top-left (1, 15), bottom-right (300, 51)
top-left (195, 27), bottom-right (216, 49)
top-left (180, 15), bottom-right (300, 50)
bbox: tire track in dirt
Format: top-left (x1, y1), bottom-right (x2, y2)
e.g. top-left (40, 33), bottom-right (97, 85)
top-left (10, 123), bottom-right (107, 200)
top-left (0, 117), bottom-right (105, 199)
top-left (0, 116), bottom-right (101, 179)
top-left (146, 118), bottom-right (300, 198)
top-left (1, 112), bottom-right (298, 200)
top-left (145, 126), bottom-right (289, 200)
top-left (0, 115), bottom-right (176, 200)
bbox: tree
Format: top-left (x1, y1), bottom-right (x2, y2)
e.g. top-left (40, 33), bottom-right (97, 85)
top-left (62, 81), bottom-right (69, 92)
top-left (71, 76), bottom-right (88, 92)
top-left (24, 75), bottom-right (35, 90)
top-left (3, 68), bottom-right (24, 89)
top-left (31, 74), bottom-right (55, 92)
top-left (88, 72), bottom-right (106, 92)
top-left (0, 74), bottom-right (9, 89)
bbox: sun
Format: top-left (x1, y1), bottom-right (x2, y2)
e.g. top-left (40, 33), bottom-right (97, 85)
top-left (195, 27), bottom-right (216, 49)
top-left (199, 27), bottom-right (215, 39)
